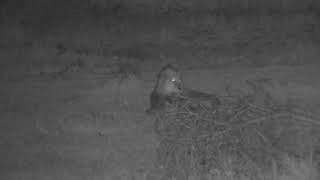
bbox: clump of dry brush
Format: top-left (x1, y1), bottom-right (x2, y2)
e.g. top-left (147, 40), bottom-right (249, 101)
top-left (154, 80), bottom-right (320, 180)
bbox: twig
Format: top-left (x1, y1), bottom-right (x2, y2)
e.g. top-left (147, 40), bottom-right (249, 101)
top-left (291, 108), bottom-right (320, 121)
top-left (281, 112), bottom-right (320, 126)
top-left (247, 103), bottom-right (274, 114)
top-left (228, 105), bottom-right (251, 122)
top-left (163, 111), bottom-right (192, 118)
top-left (199, 103), bottom-right (219, 120)
top-left (182, 106), bottom-right (212, 122)
top-left (210, 114), bottom-right (275, 139)
top-left (254, 128), bottom-right (271, 147)
top-left (206, 112), bottom-right (320, 139)
top-left (174, 118), bottom-right (192, 129)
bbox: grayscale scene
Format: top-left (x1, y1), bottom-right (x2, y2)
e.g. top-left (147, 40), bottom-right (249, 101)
top-left (1, 0), bottom-right (320, 179)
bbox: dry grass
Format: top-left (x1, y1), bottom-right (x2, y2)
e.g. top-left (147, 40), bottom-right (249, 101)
top-left (153, 80), bottom-right (320, 180)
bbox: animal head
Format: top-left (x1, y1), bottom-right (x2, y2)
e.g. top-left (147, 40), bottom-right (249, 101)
top-left (155, 64), bottom-right (183, 96)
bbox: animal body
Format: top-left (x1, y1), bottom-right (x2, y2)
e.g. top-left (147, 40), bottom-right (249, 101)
top-left (146, 64), bottom-right (183, 114)
top-left (146, 64), bottom-right (220, 114)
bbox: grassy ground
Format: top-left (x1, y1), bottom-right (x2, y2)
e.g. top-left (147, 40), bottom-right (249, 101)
top-left (0, 11), bottom-right (320, 179)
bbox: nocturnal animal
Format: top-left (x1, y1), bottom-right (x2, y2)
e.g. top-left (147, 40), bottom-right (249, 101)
top-left (146, 64), bottom-right (220, 114)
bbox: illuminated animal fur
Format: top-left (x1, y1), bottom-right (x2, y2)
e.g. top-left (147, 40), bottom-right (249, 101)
top-left (146, 64), bottom-right (220, 114)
